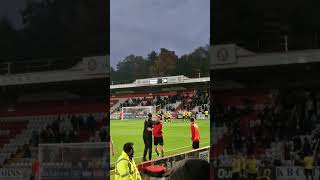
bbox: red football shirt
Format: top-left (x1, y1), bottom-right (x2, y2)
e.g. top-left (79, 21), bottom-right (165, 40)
top-left (153, 122), bottom-right (163, 137)
top-left (191, 122), bottom-right (200, 142)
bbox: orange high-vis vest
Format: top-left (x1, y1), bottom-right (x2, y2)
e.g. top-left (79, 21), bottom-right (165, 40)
top-left (191, 122), bottom-right (200, 142)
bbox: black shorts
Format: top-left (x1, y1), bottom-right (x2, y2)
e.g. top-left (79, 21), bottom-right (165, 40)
top-left (182, 116), bottom-right (186, 119)
top-left (232, 172), bottom-right (240, 180)
top-left (154, 137), bottom-right (164, 145)
top-left (247, 173), bottom-right (257, 179)
top-left (192, 141), bottom-right (199, 149)
top-left (304, 169), bottom-right (313, 176)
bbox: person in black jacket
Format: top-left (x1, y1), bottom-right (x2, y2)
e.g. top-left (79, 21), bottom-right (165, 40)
top-left (142, 113), bottom-right (154, 161)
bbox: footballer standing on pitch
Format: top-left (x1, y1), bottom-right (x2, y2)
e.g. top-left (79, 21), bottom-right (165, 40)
top-left (142, 113), bottom-right (153, 161)
top-left (153, 114), bottom-right (164, 157)
top-left (190, 117), bottom-right (200, 149)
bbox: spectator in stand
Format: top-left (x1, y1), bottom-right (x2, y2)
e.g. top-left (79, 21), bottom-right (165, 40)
top-left (52, 115), bottom-right (61, 133)
top-left (48, 127), bottom-right (55, 143)
top-left (93, 131), bottom-right (100, 142)
top-left (71, 115), bottom-right (79, 131)
top-left (99, 127), bottom-right (107, 142)
top-left (303, 151), bottom-right (315, 180)
top-left (303, 137), bottom-right (312, 155)
top-left (246, 154), bottom-right (258, 180)
top-left (87, 114), bottom-right (96, 134)
top-left (69, 128), bottom-right (77, 142)
top-left (40, 127), bottom-right (48, 143)
top-left (78, 115), bottom-right (84, 128)
top-left (23, 144), bottom-right (31, 158)
top-left (31, 130), bottom-right (39, 147)
top-left (231, 154), bottom-right (241, 180)
top-left (60, 127), bottom-right (67, 143)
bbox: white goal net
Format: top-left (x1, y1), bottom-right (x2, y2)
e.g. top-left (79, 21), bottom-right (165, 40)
top-left (38, 142), bottom-right (108, 180)
top-left (121, 106), bottom-right (159, 120)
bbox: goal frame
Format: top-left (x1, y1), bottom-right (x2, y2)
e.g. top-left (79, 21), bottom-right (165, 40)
top-left (38, 142), bottom-right (108, 180)
top-left (120, 105), bottom-right (160, 120)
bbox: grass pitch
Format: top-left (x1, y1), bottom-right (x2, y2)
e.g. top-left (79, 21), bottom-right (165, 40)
top-left (110, 119), bottom-right (210, 166)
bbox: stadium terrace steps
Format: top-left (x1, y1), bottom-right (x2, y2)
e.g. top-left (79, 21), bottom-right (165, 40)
top-left (1, 112), bottom-right (106, 169)
top-left (110, 98), bottom-right (127, 113)
top-left (0, 120), bottom-right (29, 166)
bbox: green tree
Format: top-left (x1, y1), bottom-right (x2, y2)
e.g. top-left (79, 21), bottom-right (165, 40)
top-left (151, 48), bottom-right (177, 77)
top-left (113, 55), bottom-right (149, 83)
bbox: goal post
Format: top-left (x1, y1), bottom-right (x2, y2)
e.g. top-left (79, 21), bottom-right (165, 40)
top-left (38, 142), bottom-right (108, 180)
top-left (121, 105), bottom-right (160, 120)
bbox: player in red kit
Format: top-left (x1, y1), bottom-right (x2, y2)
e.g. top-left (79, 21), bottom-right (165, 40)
top-left (153, 114), bottom-right (164, 157)
top-left (190, 117), bottom-right (200, 149)
top-left (120, 111), bottom-right (123, 120)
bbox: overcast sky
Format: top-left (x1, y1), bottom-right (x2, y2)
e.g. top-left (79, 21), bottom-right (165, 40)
top-left (110, 0), bottom-right (210, 68)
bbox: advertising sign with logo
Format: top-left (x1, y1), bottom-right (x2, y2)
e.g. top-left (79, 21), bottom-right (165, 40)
top-left (214, 167), bottom-right (274, 180)
top-left (211, 44), bottom-right (237, 66)
top-left (41, 167), bottom-right (107, 180)
top-left (276, 166), bottom-right (320, 180)
top-left (0, 168), bottom-right (29, 180)
top-left (199, 150), bottom-right (209, 162)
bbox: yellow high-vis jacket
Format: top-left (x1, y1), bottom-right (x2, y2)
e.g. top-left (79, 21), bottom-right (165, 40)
top-left (115, 151), bottom-right (142, 180)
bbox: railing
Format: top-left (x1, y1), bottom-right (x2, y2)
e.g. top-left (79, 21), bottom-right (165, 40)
top-left (0, 57), bottom-right (82, 75)
top-left (137, 146), bottom-right (209, 174)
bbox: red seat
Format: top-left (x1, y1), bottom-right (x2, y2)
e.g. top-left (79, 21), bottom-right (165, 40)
top-left (144, 165), bottom-right (166, 177)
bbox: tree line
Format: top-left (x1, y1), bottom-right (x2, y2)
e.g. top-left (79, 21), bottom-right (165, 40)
top-left (111, 46), bottom-right (209, 84)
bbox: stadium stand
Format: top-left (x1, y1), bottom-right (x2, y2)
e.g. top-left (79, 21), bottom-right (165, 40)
top-left (111, 90), bottom-right (209, 115)
top-left (110, 75), bottom-right (210, 179)
top-left (0, 55), bottom-right (108, 179)
top-left (214, 89), bottom-right (320, 166)
top-left (211, 44), bottom-right (320, 179)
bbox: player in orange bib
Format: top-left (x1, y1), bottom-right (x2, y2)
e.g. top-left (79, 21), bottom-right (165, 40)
top-left (31, 159), bottom-right (40, 180)
top-left (190, 117), bottom-right (200, 149)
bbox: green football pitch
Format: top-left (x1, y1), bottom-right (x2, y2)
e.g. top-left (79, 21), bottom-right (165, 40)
top-left (110, 119), bottom-right (210, 166)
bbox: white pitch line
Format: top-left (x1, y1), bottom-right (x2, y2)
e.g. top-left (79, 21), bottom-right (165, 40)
top-left (110, 141), bottom-right (209, 165)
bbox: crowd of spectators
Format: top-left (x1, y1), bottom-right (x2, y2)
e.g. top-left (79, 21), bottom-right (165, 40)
top-left (115, 90), bottom-right (210, 113)
top-left (181, 90), bottom-right (209, 111)
top-left (214, 89), bottom-right (320, 167)
top-left (121, 97), bottom-right (153, 107)
top-left (29, 114), bottom-right (107, 146)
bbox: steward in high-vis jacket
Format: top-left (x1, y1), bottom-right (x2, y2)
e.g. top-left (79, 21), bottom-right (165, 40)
top-left (115, 142), bottom-right (142, 180)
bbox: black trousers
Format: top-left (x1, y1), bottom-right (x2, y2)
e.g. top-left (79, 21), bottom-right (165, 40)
top-left (232, 172), bottom-right (240, 180)
top-left (143, 135), bottom-right (152, 160)
top-left (192, 141), bottom-right (199, 149)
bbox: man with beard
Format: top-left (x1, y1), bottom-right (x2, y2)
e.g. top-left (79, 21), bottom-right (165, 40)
top-left (115, 142), bottom-right (141, 180)
top-left (143, 113), bottom-right (154, 161)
